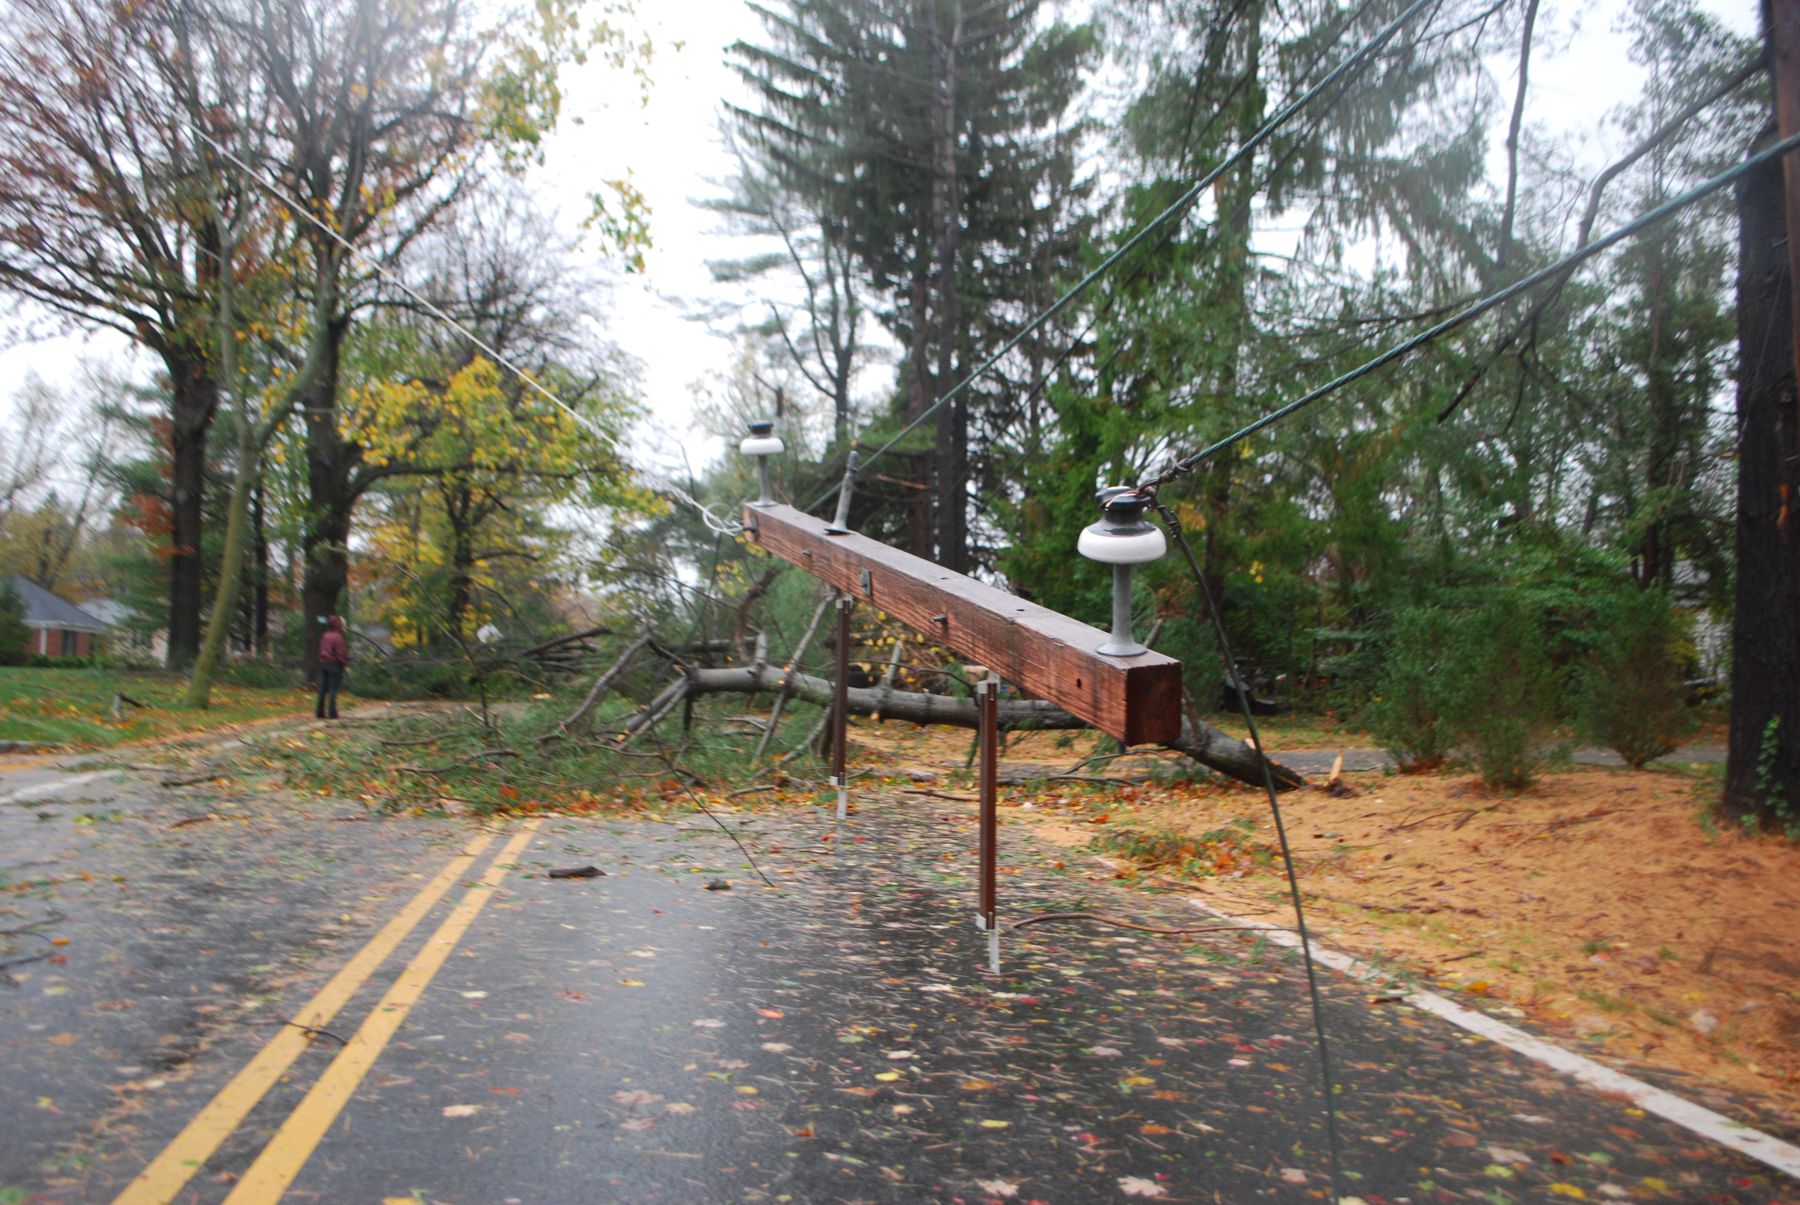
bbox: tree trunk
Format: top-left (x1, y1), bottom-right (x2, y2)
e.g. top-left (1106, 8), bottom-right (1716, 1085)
top-left (1722, 130), bottom-right (1800, 828)
top-left (1640, 225), bottom-right (1677, 589)
top-left (1200, 3), bottom-right (1264, 603)
top-left (185, 211), bottom-right (251, 711)
top-left (676, 662), bottom-right (1306, 790)
top-left (446, 481), bottom-right (475, 639)
top-left (252, 482), bottom-right (270, 655)
top-left (300, 318), bottom-right (355, 682)
top-left (184, 439), bottom-right (258, 707)
top-left (165, 362), bottom-right (217, 669)
top-left (823, 226), bottom-right (858, 451)
top-left (930, 0), bottom-right (967, 574)
top-left (905, 232), bottom-right (935, 560)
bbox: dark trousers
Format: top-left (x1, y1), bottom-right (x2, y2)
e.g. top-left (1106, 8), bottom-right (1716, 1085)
top-left (317, 663), bottom-right (344, 719)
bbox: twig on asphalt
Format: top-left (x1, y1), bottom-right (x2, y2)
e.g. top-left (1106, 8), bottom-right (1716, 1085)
top-left (0, 910), bottom-right (65, 937)
top-left (0, 951), bottom-right (54, 971)
top-left (161, 772), bottom-right (231, 787)
top-left (256, 1019), bottom-right (350, 1046)
top-left (1001, 772), bottom-right (1141, 787)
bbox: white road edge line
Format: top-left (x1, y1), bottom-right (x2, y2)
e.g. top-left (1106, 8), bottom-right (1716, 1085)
top-left (1179, 893), bottom-right (1800, 1179)
top-left (0, 771), bottom-right (113, 807)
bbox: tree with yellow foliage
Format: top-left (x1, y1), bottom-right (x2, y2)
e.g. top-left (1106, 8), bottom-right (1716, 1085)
top-left (349, 354), bottom-right (637, 643)
top-left (341, 191), bottom-right (646, 648)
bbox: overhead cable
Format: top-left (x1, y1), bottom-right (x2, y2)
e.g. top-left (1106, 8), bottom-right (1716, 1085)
top-left (1140, 127), bottom-right (1800, 487)
top-left (1151, 493), bottom-right (1347, 1199)
top-left (191, 127), bottom-right (743, 536)
top-left (805, 0), bottom-right (1441, 516)
top-left (1000, 0), bottom-right (1394, 466)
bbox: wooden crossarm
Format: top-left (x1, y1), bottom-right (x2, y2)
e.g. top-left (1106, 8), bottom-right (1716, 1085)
top-left (743, 503), bottom-right (1182, 745)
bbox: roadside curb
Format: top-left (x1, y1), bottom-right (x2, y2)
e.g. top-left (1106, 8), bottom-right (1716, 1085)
top-left (1176, 891), bottom-right (1800, 1179)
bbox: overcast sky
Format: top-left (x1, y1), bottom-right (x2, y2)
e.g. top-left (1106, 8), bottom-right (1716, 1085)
top-left (0, 0), bottom-right (1761, 477)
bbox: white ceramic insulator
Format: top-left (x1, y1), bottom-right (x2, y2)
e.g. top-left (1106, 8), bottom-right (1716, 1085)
top-left (1077, 524), bottom-right (1167, 564)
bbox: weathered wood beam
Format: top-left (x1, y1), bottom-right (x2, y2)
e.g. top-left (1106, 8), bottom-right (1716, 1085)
top-left (743, 503), bottom-right (1182, 745)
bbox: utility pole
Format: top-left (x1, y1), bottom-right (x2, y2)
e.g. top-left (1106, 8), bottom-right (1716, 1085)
top-left (1774, 0), bottom-right (1800, 427)
top-left (1721, 15), bottom-right (1800, 827)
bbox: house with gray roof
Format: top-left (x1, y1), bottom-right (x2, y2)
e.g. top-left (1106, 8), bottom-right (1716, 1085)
top-left (81, 598), bottom-right (165, 664)
top-left (6, 576), bottom-right (106, 659)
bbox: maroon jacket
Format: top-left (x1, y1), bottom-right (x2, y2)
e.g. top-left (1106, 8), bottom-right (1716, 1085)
top-left (319, 617), bottom-right (349, 667)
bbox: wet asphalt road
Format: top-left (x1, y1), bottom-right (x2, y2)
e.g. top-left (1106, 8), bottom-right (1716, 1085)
top-left (0, 745), bottom-right (1791, 1204)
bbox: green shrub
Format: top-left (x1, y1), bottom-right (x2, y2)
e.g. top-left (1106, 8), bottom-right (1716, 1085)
top-left (1368, 591), bottom-right (1562, 788)
top-left (348, 654), bottom-right (480, 701)
top-left (1441, 591), bottom-right (1559, 790)
top-left (1575, 587), bottom-right (1694, 769)
top-left (1363, 607), bottom-right (1461, 771)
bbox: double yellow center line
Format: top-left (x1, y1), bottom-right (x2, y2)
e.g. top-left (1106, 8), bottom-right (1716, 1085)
top-left (116, 821), bottom-right (541, 1204)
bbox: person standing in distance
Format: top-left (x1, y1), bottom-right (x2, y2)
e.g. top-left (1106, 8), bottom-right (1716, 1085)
top-left (317, 615), bottom-right (349, 720)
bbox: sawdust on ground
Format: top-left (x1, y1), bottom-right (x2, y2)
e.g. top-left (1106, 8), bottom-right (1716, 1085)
top-left (842, 719), bottom-right (1800, 1136)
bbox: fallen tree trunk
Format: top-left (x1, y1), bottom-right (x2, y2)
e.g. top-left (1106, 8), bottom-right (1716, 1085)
top-left (680, 664), bottom-right (1305, 791)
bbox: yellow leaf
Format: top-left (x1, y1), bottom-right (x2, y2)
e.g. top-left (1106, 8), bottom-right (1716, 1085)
top-left (1548, 1186), bottom-right (1586, 1200)
top-left (978, 1119), bottom-right (1009, 1129)
top-left (874, 1072), bottom-right (900, 1082)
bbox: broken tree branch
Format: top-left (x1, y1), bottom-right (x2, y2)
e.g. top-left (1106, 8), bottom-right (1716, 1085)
top-left (542, 630), bottom-right (654, 742)
top-left (753, 591), bottom-right (834, 760)
top-left (620, 674), bottom-right (691, 744)
top-left (518, 625), bottom-right (613, 660)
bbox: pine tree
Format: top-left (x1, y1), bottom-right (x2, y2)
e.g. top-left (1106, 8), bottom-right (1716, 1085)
top-left (727, 0), bottom-right (1096, 570)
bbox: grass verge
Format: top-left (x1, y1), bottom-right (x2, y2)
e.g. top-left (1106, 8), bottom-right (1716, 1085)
top-left (0, 666), bottom-right (305, 749)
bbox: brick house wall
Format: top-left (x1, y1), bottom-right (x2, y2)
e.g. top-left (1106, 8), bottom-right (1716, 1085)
top-left (22, 627), bottom-right (92, 659)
